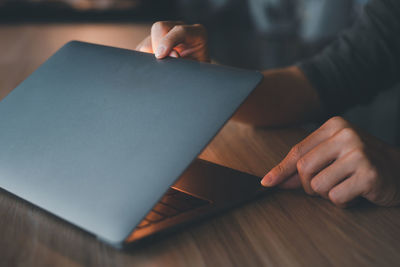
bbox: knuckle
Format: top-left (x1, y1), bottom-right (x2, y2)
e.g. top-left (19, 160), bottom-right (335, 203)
top-left (274, 163), bottom-right (285, 176)
top-left (173, 25), bottom-right (186, 33)
top-left (337, 127), bottom-right (360, 143)
top-left (367, 167), bottom-right (378, 181)
top-left (339, 127), bottom-right (355, 139)
top-left (326, 116), bottom-right (348, 130)
top-left (151, 21), bottom-right (163, 31)
top-left (328, 190), bottom-right (345, 206)
top-left (152, 21), bottom-right (173, 35)
top-left (310, 179), bottom-right (319, 191)
top-left (349, 147), bottom-right (366, 161)
top-left (289, 145), bottom-right (302, 159)
top-left (311, 179), bottom-right (326, 195)
top-left (296, 157), bottom-right (308, 175)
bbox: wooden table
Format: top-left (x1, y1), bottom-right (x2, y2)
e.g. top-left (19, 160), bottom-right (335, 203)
top-left (1, 23), bottom-right (399, 267)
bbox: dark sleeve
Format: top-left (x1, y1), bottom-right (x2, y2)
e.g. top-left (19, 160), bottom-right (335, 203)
top-left (298, 0), bottom-right (400, 115)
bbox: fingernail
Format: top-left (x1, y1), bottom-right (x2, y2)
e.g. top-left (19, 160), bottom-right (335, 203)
top-left (261, 174), bottom-right (272, 187)
top-left (155, 46), bottom-right (165, 58)
top-left (170, 50), bottom-right (179, 58)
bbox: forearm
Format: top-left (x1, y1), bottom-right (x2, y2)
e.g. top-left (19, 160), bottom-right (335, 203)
top-left (232, 66), bottom-right (323, 127)
top-left (297, 0), bottom-right (400, 114)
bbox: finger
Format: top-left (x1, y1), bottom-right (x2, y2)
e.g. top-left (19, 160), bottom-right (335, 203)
top-left (278, 174), bottom-right (302, 189)
top-left (156, 24), bottom-right (206, 59)
top-left (310, 150), bottom-right (359, 198)
top-left (154, 25), bottom-right (187, 59)
top-left (136, 36), bottom-right (153, 53)
top-left (261, 117), bottom-right (348, 187)
top-left (296, 140), bottom-right (340, 194)
top-left (169, 50), bottom-right (180, 58)
top-left (261, 156), bottom-right (298, 187)
top-left (151, 21), bottom-right (184, 58)
top-left (296, 128), bottom-right (359, 195)
top-left (328, 174), bottom-right (365, 208)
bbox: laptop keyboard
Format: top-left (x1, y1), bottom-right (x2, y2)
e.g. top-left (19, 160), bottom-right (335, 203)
top-left (136, 188), bottom-right (211, 229)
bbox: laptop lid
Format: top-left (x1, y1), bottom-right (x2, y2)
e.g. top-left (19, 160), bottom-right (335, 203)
top-left (0, 41), bottom-right (262, 245)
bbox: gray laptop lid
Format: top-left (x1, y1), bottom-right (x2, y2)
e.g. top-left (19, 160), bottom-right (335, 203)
top-left (0, 41), bottom-right (262, 244)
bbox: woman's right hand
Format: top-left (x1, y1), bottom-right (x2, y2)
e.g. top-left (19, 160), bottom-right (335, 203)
top-left (136, 21), bottom-right (210, 62)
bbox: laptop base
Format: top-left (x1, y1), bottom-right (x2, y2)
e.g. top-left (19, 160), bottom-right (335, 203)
top-left (125, 159), bottom-right (266, 244)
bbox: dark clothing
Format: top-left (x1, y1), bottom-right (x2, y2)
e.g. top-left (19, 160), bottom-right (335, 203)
top-left (298, 0), bottom-right (400, 115)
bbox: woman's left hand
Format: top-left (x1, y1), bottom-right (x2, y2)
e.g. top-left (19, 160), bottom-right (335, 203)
top-left (261, 116), bottom-right (400, 207)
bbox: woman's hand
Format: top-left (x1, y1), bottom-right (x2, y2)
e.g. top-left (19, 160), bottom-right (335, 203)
top-left (261, 116), bottom-right (400, 207)
top-left (136, 21), bottom-right (210, 62)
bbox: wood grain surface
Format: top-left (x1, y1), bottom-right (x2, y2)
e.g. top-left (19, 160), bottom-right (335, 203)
top-left (0, 24), bottom-right (399, 267)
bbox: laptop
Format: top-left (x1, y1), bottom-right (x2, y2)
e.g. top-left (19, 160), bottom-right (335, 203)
top-left (0, 41), bottom-right (264, 248)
